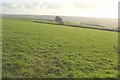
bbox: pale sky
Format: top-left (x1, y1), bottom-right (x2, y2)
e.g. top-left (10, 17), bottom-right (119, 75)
top-left (1, 0), bottom-right (119, 18)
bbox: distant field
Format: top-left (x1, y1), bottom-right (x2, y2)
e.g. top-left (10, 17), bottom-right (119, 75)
top-left (3, 14), bottom-right (118, 29)
top-left (2, 18), bottom-right (118, 78)
top-left (34, 19), bottom-right (103, 29)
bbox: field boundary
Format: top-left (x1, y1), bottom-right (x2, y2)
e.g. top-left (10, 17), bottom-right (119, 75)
top-left (34, 21), bottom-right (119, 32)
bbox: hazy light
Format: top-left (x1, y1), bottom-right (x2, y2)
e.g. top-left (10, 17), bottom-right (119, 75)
top-left (1, 0), bottom-right (119, 18)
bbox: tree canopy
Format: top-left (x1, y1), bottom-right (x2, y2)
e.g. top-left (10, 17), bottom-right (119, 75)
top-left (55, 16), bottom-right (64, 25)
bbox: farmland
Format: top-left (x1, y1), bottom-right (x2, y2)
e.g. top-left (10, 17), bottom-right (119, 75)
top-left (2, 18), bottom-right (118, 78)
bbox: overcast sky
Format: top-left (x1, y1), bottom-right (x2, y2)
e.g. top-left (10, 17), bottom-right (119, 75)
top-left (1, 0), bottom-right (119, 18)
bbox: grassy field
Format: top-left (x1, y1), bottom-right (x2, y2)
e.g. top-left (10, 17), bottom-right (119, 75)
top-left (2, 18), bottom-right (118, 78)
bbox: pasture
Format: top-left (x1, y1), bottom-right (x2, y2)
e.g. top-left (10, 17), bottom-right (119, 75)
top-left (2, 18), bottom-right (118, 78)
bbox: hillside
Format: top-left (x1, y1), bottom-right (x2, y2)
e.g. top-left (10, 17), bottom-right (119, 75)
top-left (2, 18), bottom-right (118, 78)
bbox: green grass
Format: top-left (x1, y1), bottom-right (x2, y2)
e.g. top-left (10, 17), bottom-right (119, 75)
top-left (2, 18), bottom-right (118, 78)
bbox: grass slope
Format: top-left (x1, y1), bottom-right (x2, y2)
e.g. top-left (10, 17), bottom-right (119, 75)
top-left (2, 18), bottom-right (118, 78)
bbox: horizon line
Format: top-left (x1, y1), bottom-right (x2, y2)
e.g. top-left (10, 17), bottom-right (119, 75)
top-left (2, 13), bottom-right (118, 19)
